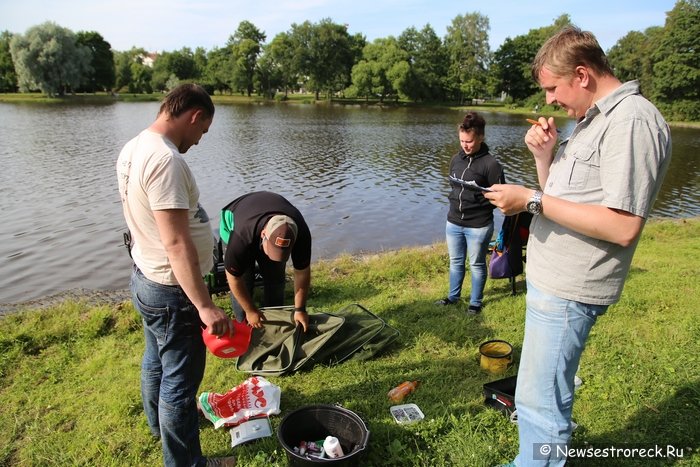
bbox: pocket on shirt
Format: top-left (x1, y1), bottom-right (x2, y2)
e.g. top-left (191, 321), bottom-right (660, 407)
top-left (567, 145), bottom-right (600, 189)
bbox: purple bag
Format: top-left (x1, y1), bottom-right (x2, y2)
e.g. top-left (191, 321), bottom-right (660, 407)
top-left (489, 246), bottom-right (522, 279)
top-left (489, 213), bottom-right (525, 279)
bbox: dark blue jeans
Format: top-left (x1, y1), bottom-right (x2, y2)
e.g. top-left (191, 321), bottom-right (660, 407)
top-left (130, 267), bottom-right (207, 467)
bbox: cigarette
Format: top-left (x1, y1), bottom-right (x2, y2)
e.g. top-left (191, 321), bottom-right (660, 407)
top-left (526, 118), bottom-right (561, 133)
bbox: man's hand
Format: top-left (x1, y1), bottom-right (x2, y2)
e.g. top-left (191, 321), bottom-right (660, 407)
top-left (525, 116), bottom-right (558, 160)
top-left (199, 304), bottom-right (234, 337)
top-left (484, 184), bottom-right (534, 216)
top-left (294, 311), bottom-right (309, 333)
top-left (245, 309), bottom-right (266, 329)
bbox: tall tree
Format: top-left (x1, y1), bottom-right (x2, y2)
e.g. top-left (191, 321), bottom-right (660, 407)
top-left (351, 37), bottom-right (408, 102)
top-left (76, 31), bottom-right (115, 92)
top-left (491, 35), bottom-right (540, 102)
top-left (444, 13), bottom-right (491, 104)
top-left (607, 27), bottom-right (662, 97)
top-left (228, 21), bottom-right (266, 96)
top-left (396, 27), bottom-right (422, 101)
top-left (113, 47), bottom-right (152, 93)
top-left (151, 47), bottom-right (199, 91)
top-left (129, 56), bottom-right (153, 94)
top-left (113, 50), bottom-right (133, 92)
top-left (255, 43), bottom-right (283, 99)
top-left (398, 25), bottom-right (449, 101)
top-left (290, 19), bottom-right (357, 100)
top-left (266, 32), bottom-right (298, 97)
top-left (0, 31), bottom-right (18, 92)
top-left (203, 46), bottom-right (233, 94)
top-left (10, 22), bottom-right (91, 96)
top-left (193, 47), bottom-right (208, 81)
top-left (491, 15), bottom-right (572, 102)
top-left (650, 0), bottom-right (700, 119)
top-left (415, 25), bottom-right (449, 101)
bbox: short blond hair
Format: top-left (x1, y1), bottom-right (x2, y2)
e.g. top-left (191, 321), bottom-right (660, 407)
top-left (532, 26), bottom-right (614, 82)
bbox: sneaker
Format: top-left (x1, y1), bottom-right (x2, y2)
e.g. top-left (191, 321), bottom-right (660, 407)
top-left (574, 375), bottom-right (583, 388)
top-left (467, 305), bottom-right (482, 314)
top-left (434, 297), bottom-right (456, 306)
top-left (206, 456), bottom-right (236, 467)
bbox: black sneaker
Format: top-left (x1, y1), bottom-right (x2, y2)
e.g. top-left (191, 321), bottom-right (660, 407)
top-left (434, 297), bottom-right (456, 306)
top-left (467, 305), bottom-right (482, 314)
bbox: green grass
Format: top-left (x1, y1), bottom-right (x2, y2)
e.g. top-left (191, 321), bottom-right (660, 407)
top-left (1, 218), bottom-right (699, 466)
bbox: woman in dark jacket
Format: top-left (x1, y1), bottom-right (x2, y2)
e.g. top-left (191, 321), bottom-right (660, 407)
top-left (436, 112), bottom-right (504, 313)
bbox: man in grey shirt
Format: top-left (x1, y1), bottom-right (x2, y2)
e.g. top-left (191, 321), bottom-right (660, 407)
top-left (485, 26), bottom-right (671, 467)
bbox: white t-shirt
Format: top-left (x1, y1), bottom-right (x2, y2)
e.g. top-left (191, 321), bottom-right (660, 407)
top-left (117, 129), bottom-right (214, 285)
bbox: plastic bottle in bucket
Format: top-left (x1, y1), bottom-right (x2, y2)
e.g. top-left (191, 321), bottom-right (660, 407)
top-left (202, 320), bottom-right (252, 358)
top-left (323, 436), bottom-right (345, 458)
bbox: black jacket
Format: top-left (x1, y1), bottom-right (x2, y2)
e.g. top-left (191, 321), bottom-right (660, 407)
top-left (446, 143), bottom-right (504, 228)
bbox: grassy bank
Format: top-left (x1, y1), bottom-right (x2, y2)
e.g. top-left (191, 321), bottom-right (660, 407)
top-left (1, 218), bottom-right (698, 466)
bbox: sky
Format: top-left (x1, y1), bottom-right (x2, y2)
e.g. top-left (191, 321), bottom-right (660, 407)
top-left (0, 0), bottom-right (678, 54)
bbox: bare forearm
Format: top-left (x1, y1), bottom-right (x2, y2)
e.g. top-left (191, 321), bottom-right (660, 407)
top-left (292, 267), bottom-right (311, 332)
top-left (485, 186), bottom-right (644, 247)
top-left (227, 273), bottom-right (258, 315)
top-left (153, 209), bottom-right (230, 333)
top-left (534, 159), bottom-right (551, 190)
top-left (165, 241), bottom-right (215, 310)
top-left (540, 194), bottom-right (644, 247)
top-left (293, 267), bottom-right (311, 309)
top-left (525, 118), bottom-right (557, 189)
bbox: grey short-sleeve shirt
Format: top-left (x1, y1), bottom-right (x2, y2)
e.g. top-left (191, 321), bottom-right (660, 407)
top-left (526, 81), bottom-right (672, 305)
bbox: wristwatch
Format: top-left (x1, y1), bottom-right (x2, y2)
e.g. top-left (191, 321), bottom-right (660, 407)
top-left (526, 190), bottom-right (543, 215)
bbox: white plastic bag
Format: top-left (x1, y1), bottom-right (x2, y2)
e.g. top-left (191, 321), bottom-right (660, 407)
top-left (199, 376), bottom-right (281, 428)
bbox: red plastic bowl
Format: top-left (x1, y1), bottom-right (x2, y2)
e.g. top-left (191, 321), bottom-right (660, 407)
top-left (202, 321), bottom-right (252, 358)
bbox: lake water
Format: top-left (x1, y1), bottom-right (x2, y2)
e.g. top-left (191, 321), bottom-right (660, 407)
top-left (1, 101), bottom-right (697, 306)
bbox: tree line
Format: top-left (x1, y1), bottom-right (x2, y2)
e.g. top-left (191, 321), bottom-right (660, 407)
top-left (0, 0), bottom-right (697, 120)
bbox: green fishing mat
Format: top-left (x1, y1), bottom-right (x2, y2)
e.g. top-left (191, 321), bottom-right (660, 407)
top-left (235, 303), bottom-right (400, 376)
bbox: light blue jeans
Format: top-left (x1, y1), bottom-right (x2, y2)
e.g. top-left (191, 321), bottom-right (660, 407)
top-left (445, 221), bottom-right (493, 306)
top-left (131, 267), bottom-right (208, 467)
top-left (514, 281), bottom-right (607, 466)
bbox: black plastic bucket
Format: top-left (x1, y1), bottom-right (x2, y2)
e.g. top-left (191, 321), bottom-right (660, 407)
top-left (277, 404), bottom-right (370, 466)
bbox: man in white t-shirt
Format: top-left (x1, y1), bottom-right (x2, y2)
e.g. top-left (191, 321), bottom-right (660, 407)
top-left (116, 84), bottom-right (234, 467)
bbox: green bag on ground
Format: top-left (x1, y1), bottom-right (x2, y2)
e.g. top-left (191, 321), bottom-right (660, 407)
top-left (235, 304), bottom-right (399, 376)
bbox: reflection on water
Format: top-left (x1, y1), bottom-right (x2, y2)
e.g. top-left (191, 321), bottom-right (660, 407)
top-left (0, 102), bottom-right (697, 304)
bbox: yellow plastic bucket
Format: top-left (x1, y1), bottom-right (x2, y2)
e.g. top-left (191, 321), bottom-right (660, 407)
top-left (479, 340), bottom-right (513, 374)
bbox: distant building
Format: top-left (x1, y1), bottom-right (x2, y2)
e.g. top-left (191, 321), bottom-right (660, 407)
top-left (138, 52), bottom-right (158, 68)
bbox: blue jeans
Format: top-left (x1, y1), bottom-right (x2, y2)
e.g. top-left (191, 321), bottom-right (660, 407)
top-left (130, 267), bottom-right (207, 467)
top-left (514, 281), bottom-right (607, 466)
top-left (445, 221), bottom-right (493, 306)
